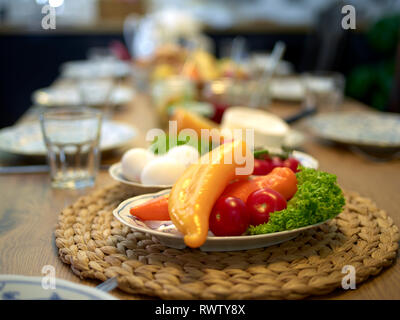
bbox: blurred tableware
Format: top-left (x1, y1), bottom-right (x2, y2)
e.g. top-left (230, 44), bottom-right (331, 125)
top-left (202, 78), bottom-right (271, 119)
top-left (87, 47), bottom-right (115, 61)
top-left (306, 111), bottom-right (400, 151)
top-left (284, 103), bottom-right (317, 124)
top-left (221, 106), bottom-right (290, 148)
top-left (151, 77), bottom-right (196, 124)
top-left (95, 276), bottom-right (118, 293)
top-left (60, 59), bottom-right (131, 79)
top-left (32, 84), bottom-right (134, 108)
top-left (248, 52), bottom-right (293, 77)
top-left (302, 71), bottom-right (345, 110)
top-left (250, 41), bottom-right (286, 108)
top-left (40, 107), bottom-right (102, 189)
top-left (109, 162), bottom-right (172, 194)
top-left (0, 164), bottom-right (111, 175)
top-left (167, 101), bottom-right (215, 119)
top-left (113, 188), bottom-right (328, 252)
top-left (269, 76), bottom-right (305, 101)
top-left (283, 129), bottom-right (306, 149)
top-left (77, 78), bottom-right (115, 119)
top-left (0, 275), bottom-right (116, 300)
top-left (0, 121), bottom-right (136, 157)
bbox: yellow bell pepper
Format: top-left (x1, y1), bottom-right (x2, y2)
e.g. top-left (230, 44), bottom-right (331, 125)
top-left (168, 140), bottom-right (253, 248)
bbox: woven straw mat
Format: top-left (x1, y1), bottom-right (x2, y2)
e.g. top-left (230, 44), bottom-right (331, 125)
top-left (55, 183), bottom-right (399, 299)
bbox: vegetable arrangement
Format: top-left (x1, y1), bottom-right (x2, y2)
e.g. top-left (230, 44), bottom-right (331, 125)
top-left (129, 141), bottom-right (345, 248)
top-left (248, 167), bottom-right (345, 234)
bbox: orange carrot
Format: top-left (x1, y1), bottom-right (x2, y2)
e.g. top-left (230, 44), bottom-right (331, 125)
top-left (130, 195), bottom-right (170, 221)
top-left (221, 167), bottom-right (297, 202)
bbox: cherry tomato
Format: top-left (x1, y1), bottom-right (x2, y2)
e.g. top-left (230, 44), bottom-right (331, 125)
top-left (209, 196), bottom-right (250, 236)
top-left (271, 156), bottom-right (284, 169)
top-left (252, 159), bottom-right (273, 175)
top-left (246, 188), bottom-right (287, 226)
top-left (283, 157), bottom-right (301, 173)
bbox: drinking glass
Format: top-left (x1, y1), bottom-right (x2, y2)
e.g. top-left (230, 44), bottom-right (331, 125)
top-left (40, 107), bottom-right (102, 189)
top-left (302, 71), bottom-right (345, 111)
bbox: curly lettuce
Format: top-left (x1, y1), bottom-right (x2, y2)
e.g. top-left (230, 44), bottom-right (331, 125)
top-left (248, 167), bottom-right (345, 235)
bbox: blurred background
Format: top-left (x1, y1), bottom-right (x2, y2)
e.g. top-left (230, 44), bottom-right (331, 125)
top-left (0, 0), bottom-right (399, 128)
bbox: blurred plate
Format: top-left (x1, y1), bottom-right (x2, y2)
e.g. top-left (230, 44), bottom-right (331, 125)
top-left (113, 189), bottom-right (329, 252)
top-left (109, 162), bottom-right (172, 194)
top-left (32, 85), bottom-right (134, 107)
top-left (0, 121), bottom-right (136, 156)
top-left (60, 59), bottom-right (131, 79)
top-left (0, 275), bottom-right (116, 300)
top-left (306, 112), bottom-right (400, 148)
top-left (269, 77), bottom-right (305, 101)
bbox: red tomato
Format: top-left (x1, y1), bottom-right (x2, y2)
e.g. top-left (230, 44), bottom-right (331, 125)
top-left (209, 196), bottom-right (250, 236)
top-left (252, 159), bottom-right (273, 175)
top-left (271, 156), bottom-right (284, 169)
top-left (283, 157), bottom-right (301, 173)
top-left (246, 188), bottom-right (287, 226)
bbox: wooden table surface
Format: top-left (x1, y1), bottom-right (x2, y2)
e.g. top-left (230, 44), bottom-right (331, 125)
top-left (0, 95), bottom-right (399, 300)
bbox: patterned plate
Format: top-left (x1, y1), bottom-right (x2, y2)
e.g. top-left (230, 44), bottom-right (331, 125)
top-left (0, 121), bottom-right (136, 156)
top-left (0, 275), bottom-right (116, 300)
top-left (113, 189), bottom-right (329, 252)
top-left (306, 112), bottom-right (400, 148)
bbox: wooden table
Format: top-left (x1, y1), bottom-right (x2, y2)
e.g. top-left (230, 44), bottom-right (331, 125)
top-left (0, 95), bottom-right (399, 300)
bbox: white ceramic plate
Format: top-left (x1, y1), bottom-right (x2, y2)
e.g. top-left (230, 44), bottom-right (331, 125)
top-left (109, 162), bottom-right (172, 194)
top-left (60, 59), bottom-right (132, 79)
top-left (32, 85), bottom-right (134, 107)
top-left (0, 121), bottom-right (137, 156)
top-left (109, 149), bottom-right (318, 194)
top-left (113, 189), bottom-right (329, 252)
top-left (0, 275), bottom-right (116, 300)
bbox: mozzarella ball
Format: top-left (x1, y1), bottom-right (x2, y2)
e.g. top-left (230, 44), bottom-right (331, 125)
top-left (140, 157), bottom-right (187, 185)
top-left (121, 148), bottom-right (155, 182)
top-left (167, 145), bottom-right (200, 167)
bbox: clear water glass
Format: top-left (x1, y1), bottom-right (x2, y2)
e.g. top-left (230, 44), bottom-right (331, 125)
top-left (302, 71), bottom-right (345, 111)
top-left (40, 107), bottom-right (102, 189)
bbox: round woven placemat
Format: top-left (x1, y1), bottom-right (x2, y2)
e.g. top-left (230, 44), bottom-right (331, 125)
top-left (55, 184), bottom-right (399, 299)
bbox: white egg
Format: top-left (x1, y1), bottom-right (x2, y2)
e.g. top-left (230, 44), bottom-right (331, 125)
top-left (140, 157), bottom-right (187, 186)
top-left (121, 148), bottom-right (155, 182)
top-left (167, 145), bottom-right (200, 167)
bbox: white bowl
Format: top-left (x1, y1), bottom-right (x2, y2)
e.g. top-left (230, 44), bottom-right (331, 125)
top-left (113, 189), bottom-right (329, 252)
top-left (109, 162), bottom-right (172, 194)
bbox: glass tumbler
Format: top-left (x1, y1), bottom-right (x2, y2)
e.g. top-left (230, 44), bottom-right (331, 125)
top-left (302, 71), bottom-right (345, 111)
top-left (40, 107), bottom-right (102, 189)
